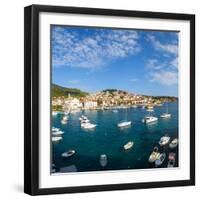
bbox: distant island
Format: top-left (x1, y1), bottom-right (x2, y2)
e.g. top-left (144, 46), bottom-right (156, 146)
top-left (52, 83), bottom-right (178, 112)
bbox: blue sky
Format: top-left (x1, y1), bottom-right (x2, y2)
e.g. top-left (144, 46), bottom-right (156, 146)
top-left (51, 25), bottom-right (178, 97)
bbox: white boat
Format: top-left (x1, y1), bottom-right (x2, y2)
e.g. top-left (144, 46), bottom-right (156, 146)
top-left (63, 116), bottom-right (68, 121)
top-left (52, 136), bottom-right (62, 142)
top-left (118, 107), bottom-right (131, 128)
top-left (81, 122), bottom-right (96, 129)
top-left (169, 138), bottom-right (178, 149)
top-left (123, 141), bottom-right (134, 150)
top-left (52, 130), bottom-right (64, 135)
top-left (52, 127), bottom-right (60, 132)
top-left (61, 150), bottom-right (75, 158)
top-left (159, 135), bottom-right (170, 146)
top-left (167, 153), bottom-right (176, 167)
top-left (160, 113), bottom-right (171, 118)
top-left (61, 119), bottom-right (67, 124)
top-left (143, 116), bottom-right (158, 124)
top-left (160, 100), bottom-right (171, 118)
top-left (113, 110), bottom-right (118, 113)
top-left (52, 111), bottom-right (58, 116)
top-left (148, 147), bottom-right (160, 163)
top-left (100, 154), bottom-right (107, 167)
top-left (118, 121), bottom-right (131, 128)
top-left (155, 153), bottom-right (166, 167)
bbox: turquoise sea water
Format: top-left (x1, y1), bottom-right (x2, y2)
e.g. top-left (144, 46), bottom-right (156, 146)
top-left (52, 102), bottom-right (178, 173)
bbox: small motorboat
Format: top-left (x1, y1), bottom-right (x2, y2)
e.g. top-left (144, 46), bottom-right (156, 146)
top-left (52, 111), bottom-right (58, 116)
top-left (143, 116), bottom-right (158, 124)
top-left (160, 113), bottom-right (171, 118)
top-left (52, 127), bottom-right (60, 132)
top-left (100, 154), bottom-right (107, 167)
top-left (52, 130), bottom-right (64, 135)
top-left (61, 149), bottom-right (75, 158)
top-left (52, 136), bottom-right (62, 142)
top-left (123, 141), bottom-right (134, 150)
top-left (63, 116), bottom-right (68, 121)
top-left (113, 110), bottom-right (118, 113)
top-left (167, 153), bottom-right (176, 168)
top-left (155, 153), bottom-right (166, 167)
top-left (118, 121), bottom-right (131, 128)
top-left (148, 147), bottom-right (160, 163)
top-left (159, 135), bottom-right (170, 146)
top-left (169, 138), bottom-right (178, 149)
top-left (61, 119), bottom-right (67, 124)
top-left (81, 122), bottom-right (96, 129)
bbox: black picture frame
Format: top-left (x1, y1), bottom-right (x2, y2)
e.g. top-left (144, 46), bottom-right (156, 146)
top-left (24, 4), bottom-right (195, 196)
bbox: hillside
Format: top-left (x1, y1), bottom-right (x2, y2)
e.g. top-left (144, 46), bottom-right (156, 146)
top-left (52, 84), bottom-right (89, 97)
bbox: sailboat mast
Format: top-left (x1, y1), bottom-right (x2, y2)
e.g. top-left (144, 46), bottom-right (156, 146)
top-left (166, 98), bottom-right (168, 114)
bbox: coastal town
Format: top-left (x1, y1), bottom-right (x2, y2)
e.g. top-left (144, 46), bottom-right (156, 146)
top-left (52, 88), bottom-right (177, 113)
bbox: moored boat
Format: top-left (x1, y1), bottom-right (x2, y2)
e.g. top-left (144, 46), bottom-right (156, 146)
top-left (143, 116), bottom-right (158, 124)
top-left (160, 100), bottom-right (171, 118)
top-left (155, 153), bottom-right (166, 167)
top-left (148, 147), bottom-right (160, 163)
top-left (52, 136), bottom-right (62, 142)
top-left (100, 154), bottom-right (107, 167)
top-left (52, 127), bottom-right (60, 132)
top-left (167, 153), bottom-right (176, 167)
top-left (123, 141), bottom-right (134, 150)
top-left (118, 121), bottom-right (131, 128)
top-left (158, 135), bottom-right (170, 146)
top-left (61, 119), bottom-right (67, 124)
top-left (81, 122), bottom-right (96, 129)
top-left (61, 149), bottom-right (75, 158)
top-left (52, 130), bottom-right (64, 135)
top-left (52, 111), bottom-right (58, 116)
top-left (160, 113), bottom-right (171, 118)
top-left (169, 138), bottom-right (178, 149)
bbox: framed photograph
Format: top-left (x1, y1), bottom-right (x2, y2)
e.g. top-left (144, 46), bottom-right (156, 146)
top-left (24, 4), bottom-right (195, 195)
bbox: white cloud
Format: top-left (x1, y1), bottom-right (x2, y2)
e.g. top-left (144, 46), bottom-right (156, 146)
top-left (150, 71), bottom-right (178, 86)
top-left (146, 59), bottom-right (166, 70)
top-left (147, 35), bottom-right (178, 55)
top-left (52, 27), bottom-right (141, 69)
top-left (170, 57), bottom-right (178, 69)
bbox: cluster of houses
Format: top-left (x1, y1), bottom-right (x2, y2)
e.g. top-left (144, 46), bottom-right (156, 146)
top-left (52, 90), bottom-right (161, 112)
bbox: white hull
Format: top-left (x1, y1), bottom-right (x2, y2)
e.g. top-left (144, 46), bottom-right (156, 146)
top-left (52, 130), bottom-right (64, 135)
top-left (123, 141), bottom-right (134, 150)
top-left (61, 120), bottom-right (67, 124)
top-left (52, 127), bottom-right (60, 132)
top-left (61, 150), bottom-right (75, 158)
top-left (143, 116), bottom-right (158, 124)
top-left (52, 111), bottom-right (58, 116)
top-left (160, 113), bottom-right (171, 118)
top-left (118, 121), bottom-right (131, 128)
top-left (52, 136), bottom-right (62, 142)
top-left (82, 123), bottom-right (96, 129)
top-left (159, 136), bottom-right (170, 146)
top-left (100, 154), bottom-right (107, 167)
top-left (169, 138), bottom-right (178, 148)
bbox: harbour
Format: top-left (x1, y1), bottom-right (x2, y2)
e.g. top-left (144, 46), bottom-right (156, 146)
top-left (51, 102), bottom-right (178, 173)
